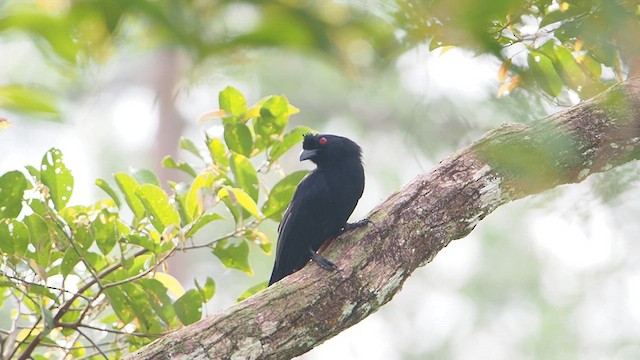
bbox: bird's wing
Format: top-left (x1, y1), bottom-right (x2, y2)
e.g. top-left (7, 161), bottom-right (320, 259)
top-left (270, 172), bottom-right (331, 283)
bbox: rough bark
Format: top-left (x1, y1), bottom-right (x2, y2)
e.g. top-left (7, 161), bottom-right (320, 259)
top-left (127, 77), bottom-right (640, 360)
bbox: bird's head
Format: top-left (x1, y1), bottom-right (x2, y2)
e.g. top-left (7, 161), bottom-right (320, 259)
top-left (300, 133), bottom-right (362, 166)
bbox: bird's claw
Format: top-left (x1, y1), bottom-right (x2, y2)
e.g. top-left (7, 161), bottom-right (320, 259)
top-left (309, 249), bottom-right (339, 271)
top-left (342, 218), bottom-right (373, 232)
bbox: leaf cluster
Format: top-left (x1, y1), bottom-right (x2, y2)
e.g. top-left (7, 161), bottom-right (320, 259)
top-left (395, 0), bottom-right (639, 100)
top-left (0, 0), bottom-right (397, 120)
top-left (0, 87), bottom-right (309, 359)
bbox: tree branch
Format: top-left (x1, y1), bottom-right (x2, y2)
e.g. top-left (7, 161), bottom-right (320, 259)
top-left (128, 77), bottom-right (640, 360)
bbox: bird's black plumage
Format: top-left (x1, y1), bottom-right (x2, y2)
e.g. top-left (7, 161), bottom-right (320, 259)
top-left (268, 133), bottom-right (367, 286)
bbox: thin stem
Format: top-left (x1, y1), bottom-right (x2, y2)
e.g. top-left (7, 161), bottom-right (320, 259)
top-left (99, 248), bottom-right (175, 291)
top-left (76, 345), bottom-right (128, 360)
top-left (2, 273), bottom-right (91, 302)
top-left (16, 248), bottom-right (149, 360)
top-left (75, 323), bottom-right (165, 338)
top-left (181, 220), bottom-right (257, 251)
top-left (76, 328), bottom-right (109, 359)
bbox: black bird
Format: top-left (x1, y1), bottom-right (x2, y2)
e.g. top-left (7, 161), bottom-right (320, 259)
top-left (268, 133), bottom-right (368, 286)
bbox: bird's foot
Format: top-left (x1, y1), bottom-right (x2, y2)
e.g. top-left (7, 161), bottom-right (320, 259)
top-left (342, 218), bottom-right (373, 232)
top-left (309, 249), bottom-right (339, 271)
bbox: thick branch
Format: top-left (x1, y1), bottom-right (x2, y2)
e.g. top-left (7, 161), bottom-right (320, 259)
top-left (128, 77), bottom-right (640, 360)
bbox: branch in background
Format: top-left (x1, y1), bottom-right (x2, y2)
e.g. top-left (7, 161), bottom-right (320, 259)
top-left (128, 77), bottom-right (640, 360)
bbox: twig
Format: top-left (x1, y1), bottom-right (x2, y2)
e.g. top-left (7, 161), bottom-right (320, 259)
top-left (76, 327), bottom-right (109, 359)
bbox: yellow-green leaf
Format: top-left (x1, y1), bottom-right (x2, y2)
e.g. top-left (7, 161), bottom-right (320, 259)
top-left (114, 173), bottom-right (145, 220)
top-left (212, 239), bottom-right (253, 275)
top-left (0, 170), bottom-right (29, 219)
top-left (218, 187), bottom-right (262, 219)
top-left (554, 45), bottom-right (585, 90)
top-left (224, 123), bottom-right (253, 157)
top-left (186, 172), bottom-right (214, 220)
top-left (41, 148), bottom-right (73, 210)
top-left (219, 86), bottom-right (247, 118)
top-left (185, 212), bottom-right (224, 237)
top-left (230, 154), bottom-right (259, 201)
top-left (179, 137), bottom-right (204, 160)
top-left (236, 282), bottom-right (267, 301)
top-left (0, 85), bottom-right (60, 119)
top-left (153, 272), bottom-right (186, 298)
top-left (529, 52), bottom-right (563, 97)
top-left (268, 126), bottom-right (313, 162)
top-left (91, 209), bottom-right (118, 256)
top-left (136, 184), bottom-right (180, 232)
top-left (577, 54), bottom-right (602, 80)
top-left (206, 137), bottom-right (229, 169)
top-left (162, 156), bottom-right (197, 177)
top-left (174, 289), bottom-right (202, 325)
top-left (262, 171), bottom-right (308, 220)
top-left (95, 178), bottom-right (121, 208)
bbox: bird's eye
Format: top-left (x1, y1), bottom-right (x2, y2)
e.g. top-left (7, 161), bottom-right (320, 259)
top-left (319, 137), bottom-right (328, 145)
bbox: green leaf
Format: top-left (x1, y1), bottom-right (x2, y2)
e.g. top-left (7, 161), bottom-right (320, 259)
top-left (72, 221), bottom-right (93, 252)
top-left (0, 221), bottom-right (13, 255)
top-left (0, 85), bottom-right (60, 119)
top-left (123, 254), bottom-right (154, 278)
top-left (153, 272), bottom-right (185, 298)
top-left (236, 282), bottom-right (267, 302)
top-left (528, 52), bottom-right (563, 97)
top-left (254, 96), bottom-right (290, 149)
top-left (174, 289), bottom-right (202, 325)
top-left (33, 285), bottom-right (60, 306)
top-left (224, 123), bottom-right (253, 157)
top-left (206, 137), bottom-right (229, 169)
top-left (0, 170), bottom-right (29, 219)
top-left (92, 210), bottom-right (118, 256)
top-left (26, 198), bottom-right (49, 218)
top-left (162, 156), bottom-right (197, 177)
top-left (540, 6), bottom-right (585, 27)
top-left (219, 86), bottom-right (247, 118)
top-left (179, 137), bottom-right (204, 160)
top-left (24, 214), bottom-right (50, 267)
top-left (122, 282), bottom-right (163, 334)
top-left (0, 9), bottom-right (79, 63)
top-left (268, 126), bottom-right (313, 162)
top-left (95, 178), bottom-right (121, 208)
top-left (171, 181), bottom-right (190, 225)
top-left (60, 310), bottom-right (82, 335)
top-left (218, 187), bottom-right (262, 220)
top-left (212, 239), bottom-right (253, 275)
top-left (185, 213), bottom-right (224, 238)
top-left (553, 45), bottom-right (585, 90)
top-left (248, 230), bottom-right (271, 254)
top-left (104, 287), bottom-right (135, 323)
top-left (0, 219), bottom-right (29, 256)
top-left (126, 234), bottom-right (156, 252)
top-left (578, 54), bottom-right (602, 80)
top-left (114, 173), bottom-right (145, 220)
top-left (230, 154), bottom-right (259, 202)
top-left (82, 252), bottom-right (107, 274)
top-left (25, 165), bottom-right (40, 179)
top-left (139, 278), bottom-right (178, 327)
top-left (60, 249), bottom-right (80, 277)
top-left (262, 171), bottom-right (308, 220)
top-left (132, 168), bottom-right (161, 187)
top-left (194, 277), bottom-right (216, 302)
top-left (185, 172), bottom-right (214, 220)
top-left (136, 184), bottom-right (181, 232)
top-left (41, 148), bottom-right (73, 210)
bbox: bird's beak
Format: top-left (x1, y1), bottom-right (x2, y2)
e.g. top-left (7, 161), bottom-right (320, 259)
top-left (299, 149), bottom-right (318, 161)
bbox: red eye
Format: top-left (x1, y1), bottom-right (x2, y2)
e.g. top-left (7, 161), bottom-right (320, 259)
top-left (319, 137), bottom-right (328, 145)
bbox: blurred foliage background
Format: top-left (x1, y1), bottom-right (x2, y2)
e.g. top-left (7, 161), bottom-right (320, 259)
top-left (1, 0), bottom-right (640, 358)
